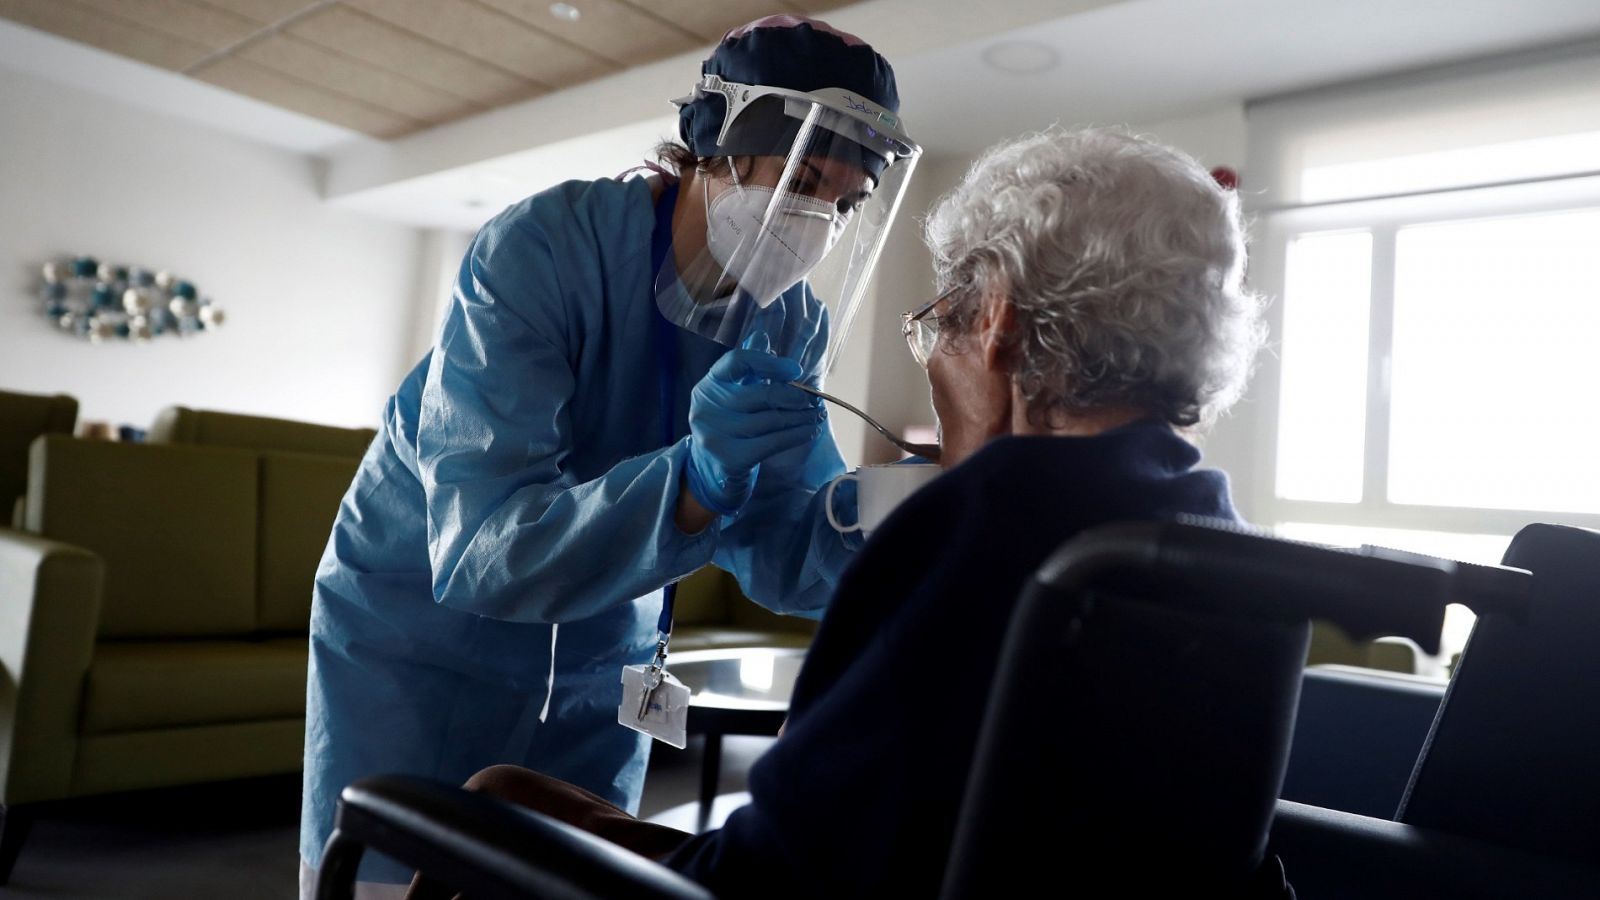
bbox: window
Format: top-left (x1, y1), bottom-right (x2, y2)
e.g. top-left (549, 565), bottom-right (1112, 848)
top-left (1245, 46), bottom-right (1600, 659)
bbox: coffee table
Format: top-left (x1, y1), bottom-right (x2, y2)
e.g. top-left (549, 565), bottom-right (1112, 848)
top-left (668, 647), bottom-right (806, 831)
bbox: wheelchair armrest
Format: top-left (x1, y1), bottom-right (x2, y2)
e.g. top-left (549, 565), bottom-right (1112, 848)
top-left (322, 775), bottom-right (713, 900)
top-left (1268, 800), bottom-right (1599, 899)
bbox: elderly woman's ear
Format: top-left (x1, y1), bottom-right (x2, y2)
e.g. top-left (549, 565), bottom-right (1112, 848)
top-left (926, 286), bottom-right (1019, 468)
top-left (974, 289), bottom-right (1017, 372)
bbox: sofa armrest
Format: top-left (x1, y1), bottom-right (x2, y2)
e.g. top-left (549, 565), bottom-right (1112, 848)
top-left (0, 528), bottom-right (103, 803)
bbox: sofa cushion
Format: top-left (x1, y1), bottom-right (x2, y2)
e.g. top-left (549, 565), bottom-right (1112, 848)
top-left (257, 452), bottom-right (358, 632)
top-left (673, 566), bottom-right (731, 626)
top-left (729, 594), bottom-right (819, 638)
top-left (81, 637), bottom-right (308, 734)
top-left (73, 719), bottom-right (305, 797)
top-left (671, 627), bottom-right (813, 653)
top-left (150, 406), bottom-right (375, 459)
top-left (28, 436), bottom-right (259, 638)
top-left (1307, 623), bottom-right (1420, 674)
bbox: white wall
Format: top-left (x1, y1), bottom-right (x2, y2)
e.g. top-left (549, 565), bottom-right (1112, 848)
top-left (402, 228), bottom-right (475, 367)
top-left (815, 155), bottom-right (969, 467)
top-left (856, 155), bottom-right (967, 464)
top-left (1127, 105), bottom-right (1262, 517)
top-left (0, 67), bottom-right (423, 431)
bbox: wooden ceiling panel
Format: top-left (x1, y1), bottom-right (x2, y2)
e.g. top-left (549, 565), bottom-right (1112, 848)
top-left (474, 0), bottom-right (699, 66)
top-left (234, 33), bottom-right (481, 123)
top-left (620, 0), bottom-right (792, 44)
top-left (0, 0), bottom-right (866, 139)
top-left (66, 0), bottom-right (260, 51)
top-left (193, 55), bottom-right (422, 135)
top-left (0, 0), bottom-right (211, 70)
top-left (342, 0), bottom-right (611, 89)
top-left (287, 4), bottom-right (539, 108)
top-left (191, 0), bottom-right (322, 24)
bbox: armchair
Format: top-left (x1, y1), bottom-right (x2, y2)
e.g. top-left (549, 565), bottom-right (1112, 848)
top-left (1279, 665), bottom-right (1445, 818)
top-left (0, 431), bottom-right (358, 882)
top-left (315, 518), bottom-right (1521, 899)
top-left (0, 389), bottom-right (77, 525)
top-left (1398, 524), bottom-right (1600, 853)
top-left (1268, 523), bottom-right (1600, 898)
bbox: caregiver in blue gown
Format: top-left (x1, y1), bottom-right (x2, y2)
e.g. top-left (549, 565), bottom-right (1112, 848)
top-left (297, 15), bottom-right (920, 894)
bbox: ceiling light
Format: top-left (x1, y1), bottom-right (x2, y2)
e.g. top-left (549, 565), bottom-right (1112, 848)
top-left (980, 40), bottom-right (1060, 76)
top-left (549, 3), bottom-right (581, 23)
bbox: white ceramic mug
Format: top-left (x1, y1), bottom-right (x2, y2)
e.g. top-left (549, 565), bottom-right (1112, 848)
top-left (825, 463), bottom-right (942, 536)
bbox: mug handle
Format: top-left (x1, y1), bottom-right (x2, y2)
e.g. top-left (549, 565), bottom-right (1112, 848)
top-left (825, 473), bottom-right (862, 534)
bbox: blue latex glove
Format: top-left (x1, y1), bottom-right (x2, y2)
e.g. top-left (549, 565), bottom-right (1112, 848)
top-left (686, 349), bottom-right (825, 515)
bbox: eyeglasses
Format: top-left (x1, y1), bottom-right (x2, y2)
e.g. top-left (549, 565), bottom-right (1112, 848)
top-left (900, 284), bottom-right (965, 368)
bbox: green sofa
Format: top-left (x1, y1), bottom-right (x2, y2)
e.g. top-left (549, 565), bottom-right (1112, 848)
top-left (149, 404), bottom-right (376, 457)
top-left (143, 404), bottom-right (812, 650)
top-left (1307, 623), bottom-right (1421, 674)
top-left (670, 565), bottom-right (817, 652)
top-left (0, 434), bottom-right (358, 881)
top-left (0, 407), bottom-right (813, 881)
top-left (0, 389), bottom-right (77, 526)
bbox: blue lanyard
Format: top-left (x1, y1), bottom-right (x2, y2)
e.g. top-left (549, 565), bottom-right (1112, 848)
top-left (650, 179), bottom-right (681, 637)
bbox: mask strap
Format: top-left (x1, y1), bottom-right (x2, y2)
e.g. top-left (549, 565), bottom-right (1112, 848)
top-left (699, 158), bottom-right (740, 219)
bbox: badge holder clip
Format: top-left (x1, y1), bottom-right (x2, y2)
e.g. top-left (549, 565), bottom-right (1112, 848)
top-left (619, 589), bottom-right (690, 749)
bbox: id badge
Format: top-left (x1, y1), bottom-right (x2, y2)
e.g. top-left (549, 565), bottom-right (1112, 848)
top-left (618, 664), bottom-right (690, 749)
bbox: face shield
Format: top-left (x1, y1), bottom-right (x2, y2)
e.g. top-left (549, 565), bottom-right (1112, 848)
top-left (661, 74), bottom-right (921, 372)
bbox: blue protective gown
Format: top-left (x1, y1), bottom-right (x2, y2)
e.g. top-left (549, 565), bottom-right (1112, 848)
top-left (299, 176), bottom-right (857, 885)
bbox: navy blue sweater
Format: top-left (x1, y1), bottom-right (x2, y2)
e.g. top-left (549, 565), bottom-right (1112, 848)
top-left (666, 421), bottom-right (1236, 897)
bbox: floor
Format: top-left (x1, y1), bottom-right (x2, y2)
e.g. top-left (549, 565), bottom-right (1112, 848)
top-left (4, 734), bottom-right (774, 899)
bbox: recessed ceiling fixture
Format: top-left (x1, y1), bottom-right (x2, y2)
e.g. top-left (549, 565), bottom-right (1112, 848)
top-left (549, 2), bottom-right (581, 23)
top-left (980, 40), bottom-right (1060, 76)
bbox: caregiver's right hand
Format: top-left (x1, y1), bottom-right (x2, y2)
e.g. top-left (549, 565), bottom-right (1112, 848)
top-left (685, 349), bottom-right (825, 516)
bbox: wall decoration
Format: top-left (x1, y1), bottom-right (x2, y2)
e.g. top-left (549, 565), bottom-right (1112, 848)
top-left (37, 256), bottom-right (225, 342)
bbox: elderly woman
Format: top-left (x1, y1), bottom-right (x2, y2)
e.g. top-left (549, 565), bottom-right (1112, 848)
top-left (406, 126), bottom-right (1268, 899)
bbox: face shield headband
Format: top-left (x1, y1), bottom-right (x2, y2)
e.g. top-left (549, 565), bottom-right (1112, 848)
top-left (658, 75), bottom-right (922, 373)
top-left (675, 73), bottom-right (918, 176)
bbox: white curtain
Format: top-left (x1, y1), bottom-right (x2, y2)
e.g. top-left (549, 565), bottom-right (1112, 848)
top-left (1245, 41), bottom-right (1600, 209)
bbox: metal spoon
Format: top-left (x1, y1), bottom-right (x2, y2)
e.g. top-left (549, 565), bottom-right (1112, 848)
top-left (787, 381), bottom-right (942, 462)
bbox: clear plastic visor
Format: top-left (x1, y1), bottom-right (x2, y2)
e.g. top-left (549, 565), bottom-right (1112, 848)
top-left (657, 90), bottom-right (920, 374)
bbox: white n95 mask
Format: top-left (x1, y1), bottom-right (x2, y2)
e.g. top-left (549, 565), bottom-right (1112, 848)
top-left (704, 177), bottom-right (844, 310)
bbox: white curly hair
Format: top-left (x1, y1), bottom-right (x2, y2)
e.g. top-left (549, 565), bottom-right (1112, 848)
top-left (923, 126), bottom-right (1266, 428)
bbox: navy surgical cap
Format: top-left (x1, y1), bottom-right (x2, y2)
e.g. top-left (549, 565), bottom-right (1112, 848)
top-left (677, 15), bottom-right (901, 181)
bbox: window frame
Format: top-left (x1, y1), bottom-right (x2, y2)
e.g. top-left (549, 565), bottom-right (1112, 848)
top-left (1247, 172), bottom-right (1600, 543)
